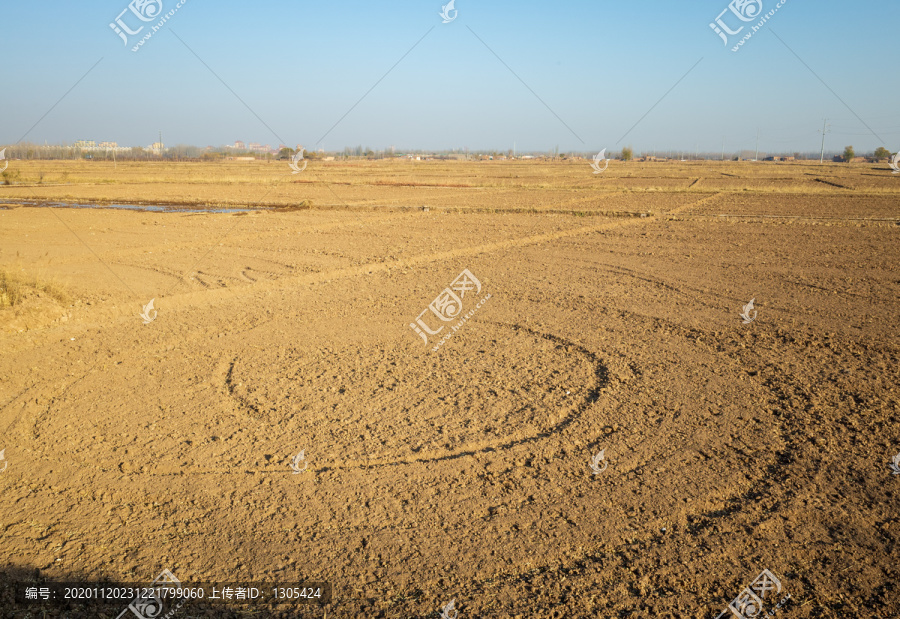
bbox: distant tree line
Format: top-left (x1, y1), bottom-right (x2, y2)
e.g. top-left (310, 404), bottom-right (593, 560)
top-left (1, 142), bottom-right (895, 163)
top-left (839, 146), bottom-right (894, 162)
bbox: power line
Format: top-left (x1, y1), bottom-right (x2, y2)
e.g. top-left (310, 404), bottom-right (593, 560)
top-left (818, 118), bottom-right (831, 163)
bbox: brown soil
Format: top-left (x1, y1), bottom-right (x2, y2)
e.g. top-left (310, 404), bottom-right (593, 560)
top-left (0, 160), bottom-right (898, 618)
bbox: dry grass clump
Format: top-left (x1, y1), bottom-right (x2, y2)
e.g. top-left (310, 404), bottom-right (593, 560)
top-left (0, 268), bottom-right (70, 307)
top-left (2, 168), bottom-right (22, 185)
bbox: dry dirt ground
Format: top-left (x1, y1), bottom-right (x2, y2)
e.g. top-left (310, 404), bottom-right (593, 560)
top-left (0, 160), bottom-right (898, 618)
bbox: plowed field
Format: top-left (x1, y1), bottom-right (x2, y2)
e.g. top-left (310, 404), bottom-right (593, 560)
top-left (1, 160), bottom-right (898, 618)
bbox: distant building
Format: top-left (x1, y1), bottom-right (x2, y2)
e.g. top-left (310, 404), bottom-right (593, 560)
top-left (764, 156), bottom-right (794, 162)
top-left (73, 140), bottom-right (132, 153)
top-left (238, 142), bottom-right (272, 153)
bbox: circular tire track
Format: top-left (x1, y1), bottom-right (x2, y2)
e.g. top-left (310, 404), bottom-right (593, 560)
top-left (223, 322), bottom-right (609, 470)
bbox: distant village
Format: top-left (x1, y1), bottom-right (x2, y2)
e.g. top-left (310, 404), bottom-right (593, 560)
top-left (3, 140), bottom-right (894, 164)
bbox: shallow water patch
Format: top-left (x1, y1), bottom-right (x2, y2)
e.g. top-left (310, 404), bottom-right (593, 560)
top-left (1, 200), bottom-right (257, 214)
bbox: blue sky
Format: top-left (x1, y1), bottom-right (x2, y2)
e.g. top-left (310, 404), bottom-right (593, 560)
top-left (1, 0), bottom-right (897, 154)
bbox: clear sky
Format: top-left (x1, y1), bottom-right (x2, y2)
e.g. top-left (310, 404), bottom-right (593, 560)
top-left (1, 1), bottom-right (897, 154)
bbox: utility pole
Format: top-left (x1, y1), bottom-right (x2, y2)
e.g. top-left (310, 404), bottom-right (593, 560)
top-left (722, 137), bottom-right (726, 161)
top-left (818, 118), bottom-right (830, 163)
top-left (755, 128), bottom-right (760, 161)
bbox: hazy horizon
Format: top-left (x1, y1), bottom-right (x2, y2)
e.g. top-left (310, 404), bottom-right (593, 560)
top-left (1, 141), bottom-right (882, 159)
